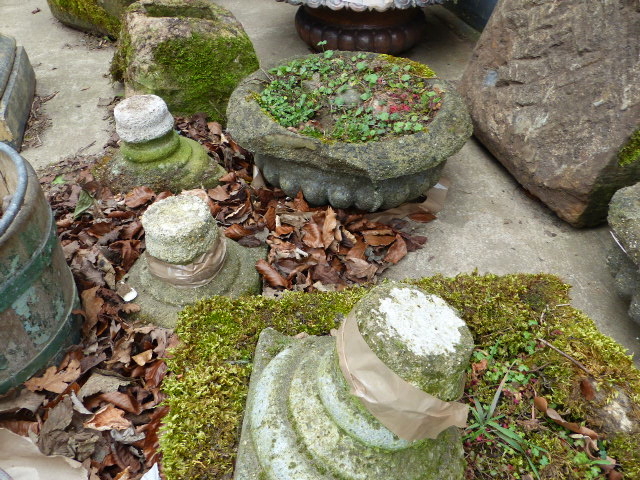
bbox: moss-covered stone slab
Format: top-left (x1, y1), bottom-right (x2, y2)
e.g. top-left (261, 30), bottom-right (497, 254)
top-left (110, 0), bottom-right (259, 124)
top-left (159, 274), bottom-right (640, 480)
top-left (0, 34), bottom-right (35, 151)
top-left (46, 0), bottom-right (134, 38)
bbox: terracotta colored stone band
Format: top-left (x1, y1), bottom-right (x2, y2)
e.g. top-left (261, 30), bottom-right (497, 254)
top-left (336, 312), bottom-right (469, 441)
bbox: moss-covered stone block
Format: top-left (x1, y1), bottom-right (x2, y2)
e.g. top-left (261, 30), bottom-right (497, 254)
top-left (111, 0), bottom-right (259, 124)
top-left (160, 274), bottom-right (640, 480)
top-left (46, 0), bottom-right (134, 38)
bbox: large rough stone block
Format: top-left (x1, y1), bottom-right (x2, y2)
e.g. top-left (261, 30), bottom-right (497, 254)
top-left (111, 0), bottom-right (259, 124)
top-left (459, 0), bottom-right (640, 227)
top-left (46, 0), bottom-right (134, 38)
top-left (0, 34), bottom-right (35, 151)
top-left (608, 182), bottom-right (640, 325)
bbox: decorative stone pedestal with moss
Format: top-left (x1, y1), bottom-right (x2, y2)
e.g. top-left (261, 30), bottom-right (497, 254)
top-left (235, 282), bottom-right (474, 480)
top-left (126, 195), bottom-right (264, 328)
top-left (110, 0), bottom-right (259, 124)
top-left (0, 34), bottom-right (35, 150)
top-left (95, 94), bottom-right (225, 193)
top-left (608, 182), bottom-right (640, 325)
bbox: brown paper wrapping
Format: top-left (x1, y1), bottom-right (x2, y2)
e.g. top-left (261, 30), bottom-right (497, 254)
top-left (336, 312), bottom-right (468, 441)
top-left (146, 237), bottom-right (226, 288)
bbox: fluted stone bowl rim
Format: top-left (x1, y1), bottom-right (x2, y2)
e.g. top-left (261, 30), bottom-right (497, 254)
top-left (226, 51), bottom-right (472, 182)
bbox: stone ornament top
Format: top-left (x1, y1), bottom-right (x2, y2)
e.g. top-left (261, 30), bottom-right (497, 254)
top-left (275, 0), bottom-right (442, 11)
top-left (141, 195), bottom-right (219, 265)
top-left (114, 94), bottom-right (175, 144)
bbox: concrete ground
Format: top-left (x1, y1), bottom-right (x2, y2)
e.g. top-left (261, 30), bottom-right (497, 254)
top-left (2, 0), bottom-right (639, 363)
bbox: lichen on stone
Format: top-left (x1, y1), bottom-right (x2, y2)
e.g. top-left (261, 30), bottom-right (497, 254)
top-left (160, 274), bottom-right (640, 479)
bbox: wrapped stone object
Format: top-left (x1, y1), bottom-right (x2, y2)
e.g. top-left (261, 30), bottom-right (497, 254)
top-left (235, 282), bottom-right (474, 480)
top-left (125, 194), bottom-right (264, 327)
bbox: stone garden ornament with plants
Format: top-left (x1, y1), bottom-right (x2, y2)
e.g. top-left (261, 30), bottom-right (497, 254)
top-left (227, 50), bottom-right (472, 211)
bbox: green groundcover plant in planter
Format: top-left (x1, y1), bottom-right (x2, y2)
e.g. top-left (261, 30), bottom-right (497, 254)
top-left (226, 50), bottom-right (472, 211)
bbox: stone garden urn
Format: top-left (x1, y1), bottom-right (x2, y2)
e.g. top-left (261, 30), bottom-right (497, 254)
top-left (275, 0), bottom-right (444, 54)
top-left (226, 52), bottom-right (471, 211)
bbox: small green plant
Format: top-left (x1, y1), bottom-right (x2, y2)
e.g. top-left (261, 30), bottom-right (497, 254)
top-left (257, 51), bottom-right (441, 143)
top-left (465, 367), bottom-right (545, 479)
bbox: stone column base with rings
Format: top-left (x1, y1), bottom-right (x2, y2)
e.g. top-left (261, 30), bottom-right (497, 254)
top-left (125, 194), bottom-right (264, 328)
top-left (235, 281), bottom-right (474, 480)
top-left (95, 94), bottom-right (226, 193)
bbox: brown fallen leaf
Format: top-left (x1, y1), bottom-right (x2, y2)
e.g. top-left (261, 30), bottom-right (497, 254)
top-left (301, 222), bottom-right (324, 248)
top-left (225, 224), bottom-right (253, 240)
top-left (408, 212), bottom-right (437, 223)
top-left (84, 404), bottom-right (132, 431)
top-left (580, 378), bottom-right (596, 401)
top-left (362, 232), bottom-right (396, 246)
top-left (124, 186), bottom-right (155, 208)
top-left (132, 349), bottom-right (154, 367)
top-left (383, 235), bottom-right (407, 264)
top-left (256, 259), bottom-right (289, 288)
top-left (534, 395), bottom-right (598, 439)
top-left (24, 359), bottom-right (82, 394)
top-left (322, 207), bottom-right (338, 248)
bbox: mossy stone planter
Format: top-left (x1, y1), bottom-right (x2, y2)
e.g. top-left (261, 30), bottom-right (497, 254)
top-left (226, 53), bottom-right (472, 211)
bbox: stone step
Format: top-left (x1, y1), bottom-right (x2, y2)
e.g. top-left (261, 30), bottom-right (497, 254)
top-left (0, 34), bottom-right (36, 150)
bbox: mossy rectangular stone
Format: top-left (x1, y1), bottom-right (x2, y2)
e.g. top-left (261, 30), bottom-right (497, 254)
top-left (0, 43), bottom-right (35, 150)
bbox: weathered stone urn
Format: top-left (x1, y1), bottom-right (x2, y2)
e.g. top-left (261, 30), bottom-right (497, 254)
top-left (226, 52), bottom-right (472, 212)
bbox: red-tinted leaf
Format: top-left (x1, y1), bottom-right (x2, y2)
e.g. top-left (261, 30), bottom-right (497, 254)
top-left (408, 212), bottom-right (437, 223)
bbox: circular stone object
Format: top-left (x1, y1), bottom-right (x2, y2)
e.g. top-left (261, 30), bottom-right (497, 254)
top-left (226, 52), bottom-right (472, 211)
top-left (141, 195), bottom-right (219, 264)
top-left (351, 282), bottom-right (474, 399)
top-left (114, 94), bottom-right (175, 144)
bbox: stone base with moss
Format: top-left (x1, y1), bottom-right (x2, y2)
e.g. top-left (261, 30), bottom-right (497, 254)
top-left (110, 0), bottom-right (259, 124)
top-left (160, 273), bottom-right (640, 480)
top-left (46, 0), bottom-right (134, 38)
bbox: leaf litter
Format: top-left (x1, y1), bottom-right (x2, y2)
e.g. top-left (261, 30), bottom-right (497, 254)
top-left (1, 114), bottom-right (435, 479)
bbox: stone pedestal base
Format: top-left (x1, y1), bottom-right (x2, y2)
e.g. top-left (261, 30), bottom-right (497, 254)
top-left (235, 328), bottom-right (465, 480)
top-left (0, 35), bottom-right (35, 150)
top-left (94, 134), bottom-right (226, 194)
top-left (125, 239), bottom-right (265, 328)
top-left (295, 6), bottom-right (426, 55)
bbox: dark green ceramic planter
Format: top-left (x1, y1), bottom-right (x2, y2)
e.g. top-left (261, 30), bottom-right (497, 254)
top-left (0, 143), bottom-right (81, 394)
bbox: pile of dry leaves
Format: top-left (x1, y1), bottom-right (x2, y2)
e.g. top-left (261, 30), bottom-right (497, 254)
top-left (0, 115), bottom-right (434, 479)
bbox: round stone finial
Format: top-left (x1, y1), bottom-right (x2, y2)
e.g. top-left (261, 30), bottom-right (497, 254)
top-left (141, 195), bottom-right (219, 264)
top-left (352, 282), bottom-right (474, 399)
top-left (114, 94), bottom-right (175, 143)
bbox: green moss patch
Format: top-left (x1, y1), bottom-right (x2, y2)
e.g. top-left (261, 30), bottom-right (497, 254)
top-left (618, 127), bottom-right (640, 167)
top-left (151, 33), bottom-right (258, 124)
top-left (46, 0), bottom-right (123, 38)
top-left (160, 274), bottom-right (640, 479)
